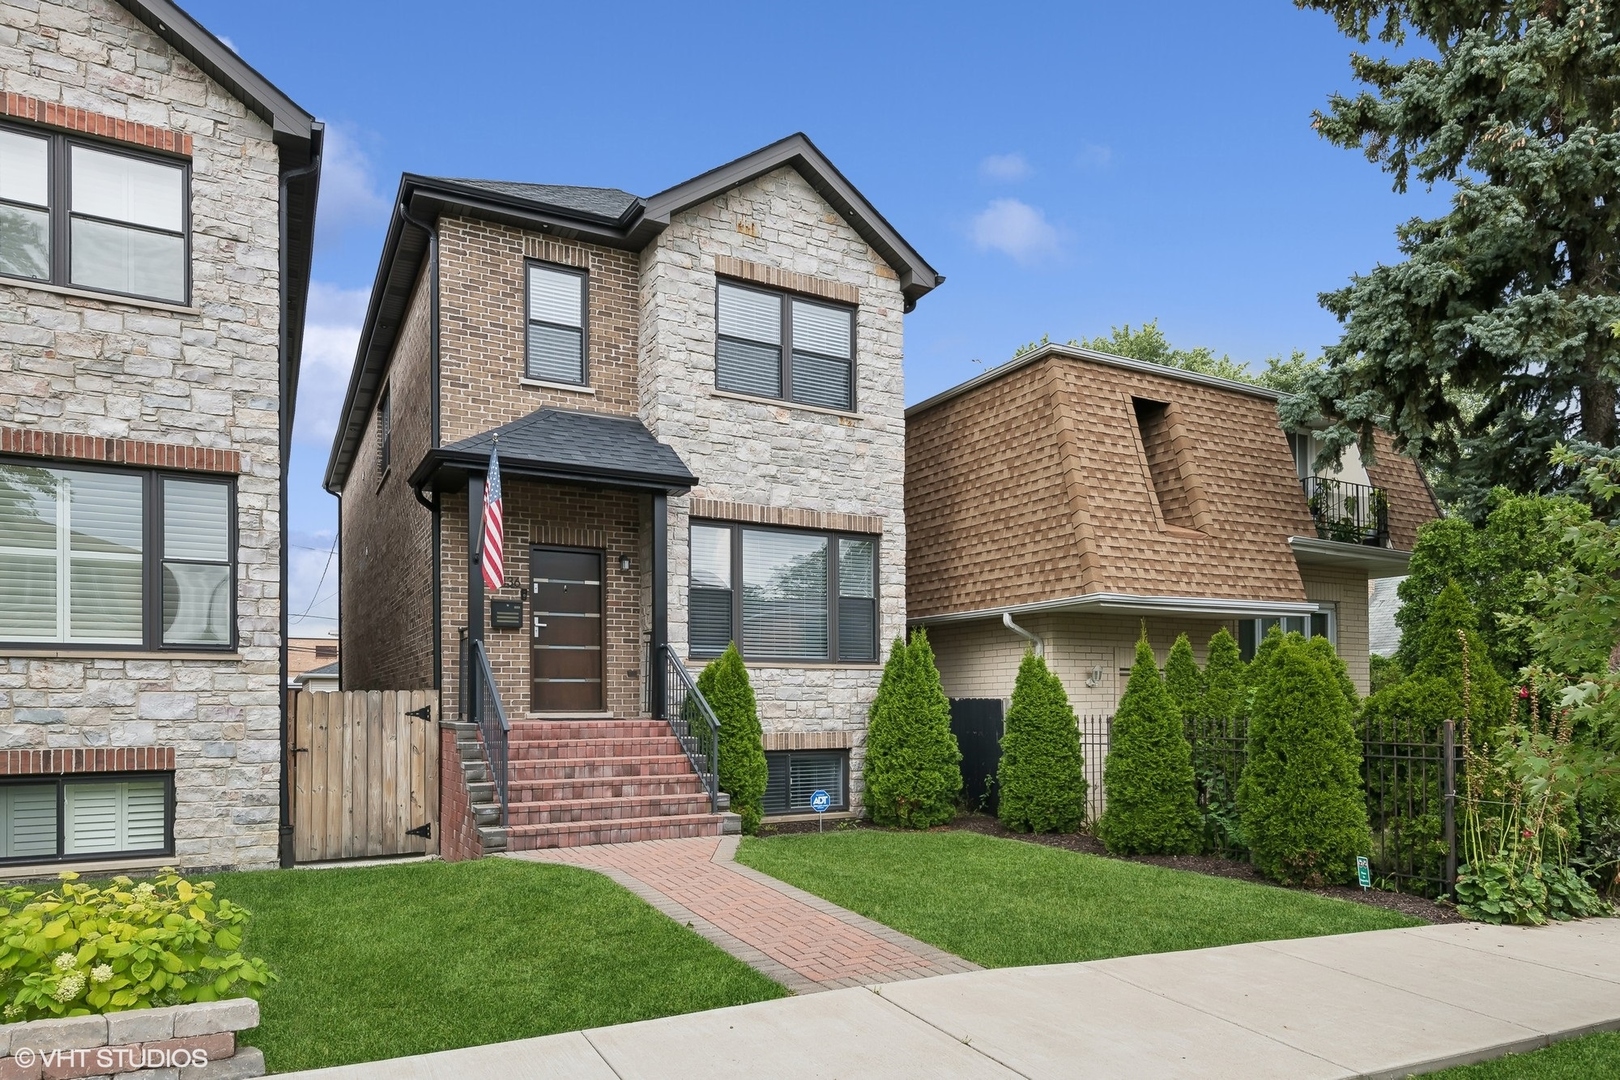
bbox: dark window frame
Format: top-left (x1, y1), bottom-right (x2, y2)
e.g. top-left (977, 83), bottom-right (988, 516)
top-left (763, 750), bottom-right (850, 816)
top-left (0, 771), bottom-right (176, 866)
top-left (1237, 610), bottom-right (1335, 662)
top-left (0, 119), bottom-right (192, 305)
top-left (0, 456), bottom-right (237, 652)
top-left (687, 520), bottom-right (878, 664)
top-left (523, 259), bottom-right (590, 387)
top-left (714, 277), bottom-right (858, 412)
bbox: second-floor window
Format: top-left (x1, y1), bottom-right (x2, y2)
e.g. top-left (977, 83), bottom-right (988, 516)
top-left (0, 462), bottom-right (234, 649)
top-left (526, 262), bottom-right (587, 385)
top-left (689, 522), bottom-right (876, 663)
top-left (716, 280), bottom-right (855, 411)
top-left (0, 124), bottom-right (189, 304)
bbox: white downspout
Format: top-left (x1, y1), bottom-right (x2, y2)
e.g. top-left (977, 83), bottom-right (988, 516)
top-left (1002, 612), bottom-right (1044, 658)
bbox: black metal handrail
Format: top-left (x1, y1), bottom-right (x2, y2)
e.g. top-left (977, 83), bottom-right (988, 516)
top-left (649, 643), bottom-right (721, 812)
top-left (1302, 476), bottom-right (1390, 546)
top-left (466, 638), bottom-right (510, 826)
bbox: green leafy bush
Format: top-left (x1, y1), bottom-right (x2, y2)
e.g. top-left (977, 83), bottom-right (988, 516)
top-left (1364, 582), bottom-right (1511, 741)
top-left (0, 871), bottom-right (274, 1021)
top-left (698, 643), bottom-right (768, 834)
top-left (1368, 654), bottom-right (1402, 695)
top-left (1196, 629), bottom-right (1246, 726)
top-left (863, 630), bottom-right (962, 828)
top-left (1192, 628), bottom-right (1247, 855)
top-left (1163, 634), bottom-right (1204, 720)
top-left (1238, 633), bottom-right (1371, 886)
top-left (1098, 637), bottom-right (1201, 855)
top-left (997, 651), bottom-right (1087, 834)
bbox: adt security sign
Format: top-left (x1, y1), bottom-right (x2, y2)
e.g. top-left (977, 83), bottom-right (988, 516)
top-left (1356, 855), bottom-right (1371, 891)
top-left (810, 790), bottom-right (832, 814)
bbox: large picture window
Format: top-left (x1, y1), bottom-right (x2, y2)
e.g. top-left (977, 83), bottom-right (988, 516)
top-left (0, 774), bottom-right (173, 865)
top-left (689, 522), bottom-right (876, 663)
top-left (0, 122), bottom-right (188, 303)
top-left (0, 461), bottom-right (234, 649)
top-left (715, 280), bottom-right (855, 411)
top-left (525, 262), bottom-right (587, 385)
top-left (1238, 608), bottom-right (1334, 662)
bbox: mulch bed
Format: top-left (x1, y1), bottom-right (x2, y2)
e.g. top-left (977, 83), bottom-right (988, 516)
top-left (757, 812), bottom-right (1463, 924)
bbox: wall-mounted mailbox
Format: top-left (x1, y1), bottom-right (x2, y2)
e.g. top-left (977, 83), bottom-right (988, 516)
top-left (490, 600), bottom-right (523, 630)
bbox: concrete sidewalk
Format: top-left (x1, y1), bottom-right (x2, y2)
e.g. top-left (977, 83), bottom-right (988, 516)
top-left (277, 918), bottom-right (1620, 1080)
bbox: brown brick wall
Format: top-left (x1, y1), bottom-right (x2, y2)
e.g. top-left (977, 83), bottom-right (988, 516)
top-left (907, 353), bottom-right (1322, 618)
top-left (339, 265), bottom-right (437, 691)
top-left (0, 426), bottom-right (241, 474)
top-left (440, 480), bottom-right (650, 719)
top-left (437, 216), bottom-right (641, 443)
top-left (0, 91), bottom-right (193, 155)
top-left (438, 725), bottom-right (479, 862)
top-left (0, 747), bottom-right (175, 776)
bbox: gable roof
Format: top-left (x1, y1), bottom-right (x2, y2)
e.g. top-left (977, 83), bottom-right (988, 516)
top-left (905, 348), bottom-right (1440, 622)
top-left (408, 408), bottom-right (698, 495)
top-left (323, 134), bottom-right (941, 493)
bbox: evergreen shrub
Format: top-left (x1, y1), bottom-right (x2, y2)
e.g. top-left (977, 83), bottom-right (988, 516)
top-left (697, 643), bottom-right (767, 834)
top-left (998, 651), bottom-right (1087, 834)
top-left (1098, 637), bottom-right (1201, 854)
top-left (863, 630), bottom-right (962, 828)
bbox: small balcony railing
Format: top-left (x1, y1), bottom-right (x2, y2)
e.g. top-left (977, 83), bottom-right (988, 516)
top-left (1302, 476), bottom-right (1390, 546)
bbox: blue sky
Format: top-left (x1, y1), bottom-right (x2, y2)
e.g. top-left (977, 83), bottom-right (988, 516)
top-left (183, 0), bottom-right (1446, 636)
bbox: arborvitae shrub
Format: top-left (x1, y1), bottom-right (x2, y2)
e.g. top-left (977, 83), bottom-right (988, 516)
top-left (1192, 628), bottom-right (1248, 853)
top-left (1197, 629), bottom-right (1246, 726)
top-left (1098, 638), bottom-right (1201, 854)
top-left (1362, 581), bottom-right (1510, 741)
top-left (1164, 634), bottom-right (1205, 721)
top-left (863, 630), bottom-right (962, 828)
top-left (1238, 633), bottom-right (1371, 885)
top-left (998, 651), bottom-right (1087, 833)
top-left (697, 643), bottom-right (767, 834)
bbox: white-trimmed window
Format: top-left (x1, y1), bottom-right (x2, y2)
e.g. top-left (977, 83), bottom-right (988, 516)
top-left (0, 123), bottom-right (189, 303)
top-left (716, 280), bottom-right (855, 411)
top-left (0, 775), bottom-right (172, 864)
top-left (1238, 607), bottom-right (1335, 662)
top-left (525, 262), bottom-right (587, 385)
top-left (689, 522), bottom-right (876, 663)
top-left (0, 461), bottom-right (234, 649)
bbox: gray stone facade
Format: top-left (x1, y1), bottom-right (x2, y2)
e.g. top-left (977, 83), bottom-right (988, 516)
top-left (0, 0), bottom-right (305, 870)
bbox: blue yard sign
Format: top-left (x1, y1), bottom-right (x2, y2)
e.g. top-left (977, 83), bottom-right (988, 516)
top-left (810, 789), bottom-right (831, 814)
top-left (1356, 855), bottom-right (1371, 891)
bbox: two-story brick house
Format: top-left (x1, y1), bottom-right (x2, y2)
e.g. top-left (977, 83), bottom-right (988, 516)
top-left (326, 134), bottom-right (941, 852)
top-left (0, 1), bottom-right (321, 872)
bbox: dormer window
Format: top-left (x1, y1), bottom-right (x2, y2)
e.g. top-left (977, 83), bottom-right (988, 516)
top-left (525, 262), bottom-right (587, 385)
top-left (716, 280), bottom-right (855, 411)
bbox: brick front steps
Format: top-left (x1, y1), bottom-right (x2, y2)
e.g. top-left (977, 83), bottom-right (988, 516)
top-left (452, 718), bottom-right (734, 854)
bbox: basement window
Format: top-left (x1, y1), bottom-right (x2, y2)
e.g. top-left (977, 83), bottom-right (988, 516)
top-left (763, 751), bottom-right (847, 816)
top-left (0, 774), bottom-right (173, 864)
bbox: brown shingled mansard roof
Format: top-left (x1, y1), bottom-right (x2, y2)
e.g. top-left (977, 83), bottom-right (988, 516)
top-left (904, 344), bottom-right (1440, 623)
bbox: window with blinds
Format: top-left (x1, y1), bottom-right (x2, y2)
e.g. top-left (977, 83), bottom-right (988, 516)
top-left (526, 263), bottom-right (586, 385)
top-left (0, 461), bottom-right (233, 649)
top-left (0, 775), bottom-right (172, 864)
top-left (689, 522), bottom-right (877, 663)
top-left (762, 751), bottom-right (847, 816)
top-left (0, 122), bottom-right (189, 303)
top-left (715, 281), bottom-right (855, 411)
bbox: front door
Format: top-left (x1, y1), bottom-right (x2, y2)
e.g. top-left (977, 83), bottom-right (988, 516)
top-left (530, 547), bottom-right (604, 712)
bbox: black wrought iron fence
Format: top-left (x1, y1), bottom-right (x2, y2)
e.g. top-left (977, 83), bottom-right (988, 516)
top-left (1078, 714), bottom-right (1111, 825)
top-left (465, 637), bottom-right (510, 827)
top-left (648, 643), bottom-right (721, 812)
top-left (1187, 714), bottom-right (1249, 856)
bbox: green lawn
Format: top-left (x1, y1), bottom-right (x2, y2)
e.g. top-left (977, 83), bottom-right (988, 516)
top-left (1422, 1032), bottom-right (1620, 1078)
top-left (212, 858), bottom-right (784, 1073)
top-left (736, 830), bottom-right (1420, 968)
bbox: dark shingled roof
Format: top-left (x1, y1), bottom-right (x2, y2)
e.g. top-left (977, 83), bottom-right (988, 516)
top-left (427, 179), bottom-right (641, 223)
top-left (411, 408), bottom-right (697, 493)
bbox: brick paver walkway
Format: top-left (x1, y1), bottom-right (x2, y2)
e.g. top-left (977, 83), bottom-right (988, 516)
top-left (511, 836), bottom-right (978, 993)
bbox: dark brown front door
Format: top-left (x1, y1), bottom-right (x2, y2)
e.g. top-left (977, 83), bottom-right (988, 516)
top-left (530, 547), bottom-right (604, 712)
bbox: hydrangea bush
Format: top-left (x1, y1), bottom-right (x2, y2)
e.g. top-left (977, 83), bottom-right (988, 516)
top-left (0, 870), bottom-right (275, 1021)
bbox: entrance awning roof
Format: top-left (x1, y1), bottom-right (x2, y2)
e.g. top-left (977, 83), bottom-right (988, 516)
top-left (409, 408), bottom-right (698, 495)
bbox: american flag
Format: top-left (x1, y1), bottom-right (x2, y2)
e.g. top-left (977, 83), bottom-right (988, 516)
top-left (481, 444), bottom-right (505, 591)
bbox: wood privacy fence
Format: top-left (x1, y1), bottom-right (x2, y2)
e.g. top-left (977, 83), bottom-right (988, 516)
top-left (288, 690), bottom-right (440, 863)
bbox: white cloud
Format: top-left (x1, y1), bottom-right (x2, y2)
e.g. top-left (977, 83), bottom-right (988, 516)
top-left (1077, 143), bottom-right (1113, 169)
top-left (315, 125), bottom-right (390, 246)
top-left (971, 198), bottom-right (1063, 263)
top-left (979, 152), bottom-right (1031, 182)
top-left (294, 282), bottom-right (369, 447)
top-left (288, 530), bottom-right (340, 635)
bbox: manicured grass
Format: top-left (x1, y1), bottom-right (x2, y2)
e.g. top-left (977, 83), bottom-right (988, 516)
top-left (212, 858), bottom-right (784, 1073)
top-left (736, 830), bottom-right (1420, 968)
top-left (1423, 1032), bottom-right (1620, 1078)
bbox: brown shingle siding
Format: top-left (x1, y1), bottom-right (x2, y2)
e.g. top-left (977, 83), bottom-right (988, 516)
top-left (1364, 429), bottom-right (1441, 551)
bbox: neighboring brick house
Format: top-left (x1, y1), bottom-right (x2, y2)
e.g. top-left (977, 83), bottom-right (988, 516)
top-left (0, 0), bottom-right (321, 872)
top-left (905, 343), bottom-right (1440, 719)
top-left (326, 134), bottom-right (941, 850)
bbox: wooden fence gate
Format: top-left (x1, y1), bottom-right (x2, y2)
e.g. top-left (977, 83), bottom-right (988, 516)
top-left (289, 690), bottom-right (439, 862)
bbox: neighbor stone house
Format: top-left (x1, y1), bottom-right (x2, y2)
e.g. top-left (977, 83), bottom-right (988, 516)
top-left (905, 343), bottom-right (1439, 768)
top-left (326, 134), bottom-right (941, 852)
top-left (0, 0), bottom-right (321, 872)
